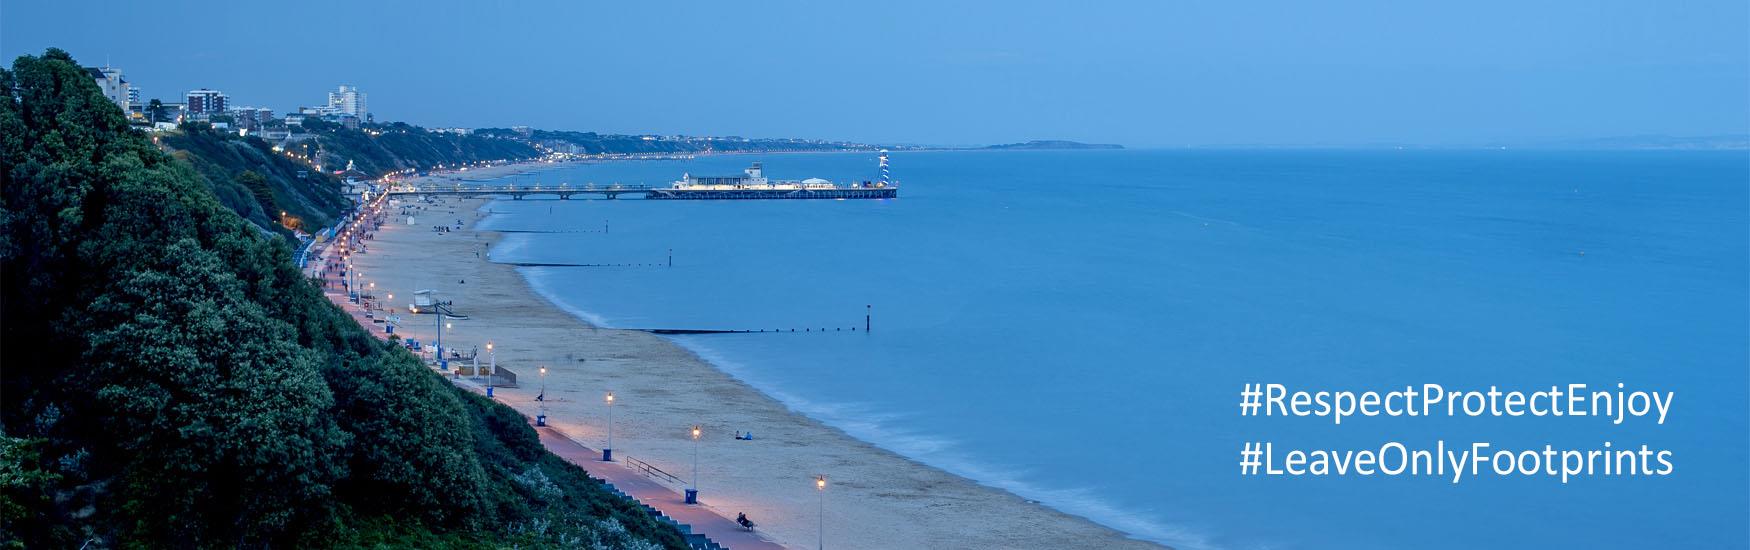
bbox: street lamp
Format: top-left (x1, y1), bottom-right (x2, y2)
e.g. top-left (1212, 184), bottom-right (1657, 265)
top-left (816, 475), bottom-right (827, 550)
top-left (481, 342), bottom-right (492, 384)
top-left (535, 366), bottom-right (548, 426)
top-left (603, 391), bottom-right (615, 461)
top-left (685, 425), bottom-right (701, 504)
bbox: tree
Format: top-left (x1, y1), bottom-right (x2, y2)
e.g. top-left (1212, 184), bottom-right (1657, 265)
top-left (1, 48), bottom-right (687, 550)
top-left (146, 98), bottom-right (164, 124)
top-left (237, 169), bottom-right (278, 221)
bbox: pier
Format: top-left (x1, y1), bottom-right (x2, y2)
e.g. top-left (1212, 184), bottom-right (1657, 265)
top-left (386, 183), bottom-right (658, 200)
top-left (385, 152), bottom-right (900, 201)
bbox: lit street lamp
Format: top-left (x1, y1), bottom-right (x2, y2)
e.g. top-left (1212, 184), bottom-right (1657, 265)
top-left (535, 366), bottom-right (548, 426)
top-left (603, 391), bottom-right (615, 461)
top-left (482, 342), bottom-right (493, 384)
top-left (685, 425), bottom-right (701, 504)
top-left (816, 475), bottom-right (827, 550)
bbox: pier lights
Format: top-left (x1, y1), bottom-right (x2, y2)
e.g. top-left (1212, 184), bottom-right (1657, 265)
top-left (816, 475), bottom-right (827, 550)
top-left (685, 425), bottom-right (702, 504)
top-left (603, 391), bottom-right (615, 462)
top-left (535, 366), bottom-right (548, 426)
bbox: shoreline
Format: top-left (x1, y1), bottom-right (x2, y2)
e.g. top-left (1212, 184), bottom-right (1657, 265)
top-left (356, 190), bottom-right (1163, 549)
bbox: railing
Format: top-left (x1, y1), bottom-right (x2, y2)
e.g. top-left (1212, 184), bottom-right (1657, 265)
top-left (624, 455), bottom-right (686, 489)
top-left (295, 215), bottom-right (350, 269)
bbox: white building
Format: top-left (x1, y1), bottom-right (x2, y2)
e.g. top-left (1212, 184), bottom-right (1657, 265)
top-left (327, 85), bottom-right (367, 118)
top-left (86, 66), bottom-right (130, 112)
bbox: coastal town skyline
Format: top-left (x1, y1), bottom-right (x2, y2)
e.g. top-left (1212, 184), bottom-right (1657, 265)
top-left (4, 0), bottom-right (1745, 148)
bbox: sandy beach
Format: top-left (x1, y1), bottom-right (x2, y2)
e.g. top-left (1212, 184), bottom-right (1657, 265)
top-left (350, 188), bottom-right (1163, 549)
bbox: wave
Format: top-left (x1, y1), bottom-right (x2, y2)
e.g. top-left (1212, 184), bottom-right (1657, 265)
top-left (519, 267), bottom-right (616, 328)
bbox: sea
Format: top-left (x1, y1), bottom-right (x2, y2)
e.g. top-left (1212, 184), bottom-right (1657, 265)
top-left (473, 149), bottom-right (1749, 550)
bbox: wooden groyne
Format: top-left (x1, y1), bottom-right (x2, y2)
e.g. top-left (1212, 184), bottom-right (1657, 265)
top-left (635, 327), bottom-right (864, 335)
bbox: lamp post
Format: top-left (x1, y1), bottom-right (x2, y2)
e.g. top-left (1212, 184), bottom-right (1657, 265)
top-left (816, 475), bottom-right (827, 550)
top-left (603, 391), bottom-right (615, 461)
top-left (433, 306), bottom-right (443, 371)
top-left (483, 342), bottom-right (493, 384)
top-left (535, 366), bottom-right (548, 426)
top-left (685, 425), bottom-right (701, 504)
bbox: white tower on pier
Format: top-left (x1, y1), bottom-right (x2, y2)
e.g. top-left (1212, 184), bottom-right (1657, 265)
top-left (879, 150), bottom-right (891, 187)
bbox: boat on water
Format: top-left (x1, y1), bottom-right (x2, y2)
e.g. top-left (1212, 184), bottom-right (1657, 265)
top-left (645, 151), bottom-right (898, 200)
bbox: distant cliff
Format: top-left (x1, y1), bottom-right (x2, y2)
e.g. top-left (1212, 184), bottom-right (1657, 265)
top-left (489, 128), bottom-right (888, 154)
top-left (984, 140), bottom-right (1124, 150)
top-left (301, 119), bottom-right (543, 176)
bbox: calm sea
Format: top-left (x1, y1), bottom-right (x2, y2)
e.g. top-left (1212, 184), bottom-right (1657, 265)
top-left (477, 149), bottom-right (1748, 550)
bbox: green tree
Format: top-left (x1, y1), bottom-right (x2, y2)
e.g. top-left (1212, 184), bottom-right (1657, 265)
top-left (0, 48), bottom-right (686, 549)
top-left (237, 169), bottom-right (277, 220)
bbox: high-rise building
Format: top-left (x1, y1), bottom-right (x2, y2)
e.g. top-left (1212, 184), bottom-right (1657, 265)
top-left (230, 106), bottom-right (277, 130)
top-left (326, 85), bottom-right (367, 119)
top-left (187, 89), bottom-right (228, 115)
top-left (85, 66), bottom-right (130, 112)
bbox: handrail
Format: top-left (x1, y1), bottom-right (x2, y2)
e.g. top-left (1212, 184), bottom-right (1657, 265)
top-left (624, 455), bottom-right (686, 488)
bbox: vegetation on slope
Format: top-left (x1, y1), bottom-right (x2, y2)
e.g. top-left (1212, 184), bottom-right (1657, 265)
top-left (0, 49), bottom-right (685, 549)
top-left (157, 125), bottom-right (351, 233)
top-left (302, 118), bottom-right (541, 177)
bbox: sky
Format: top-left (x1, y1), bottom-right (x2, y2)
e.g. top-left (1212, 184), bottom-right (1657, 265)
top-left (2, 0), bottom-right (1746, 147)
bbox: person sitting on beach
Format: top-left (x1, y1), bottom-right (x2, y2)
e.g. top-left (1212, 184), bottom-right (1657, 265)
top-left (736, 513), bottom-right (754, 530)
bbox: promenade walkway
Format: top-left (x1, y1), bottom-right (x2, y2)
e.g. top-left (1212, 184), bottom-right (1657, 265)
top-left (530, 425), bottom-right (785, 550)
top-left (312, 203), bottom-right (784, 549)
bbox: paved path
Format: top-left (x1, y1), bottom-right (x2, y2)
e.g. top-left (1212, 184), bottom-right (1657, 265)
top-left (315, 200), bottom-right (786, 549)
top-left (532, 423), bottom-right (787, 550)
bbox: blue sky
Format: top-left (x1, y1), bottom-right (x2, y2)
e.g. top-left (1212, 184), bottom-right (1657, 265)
top-left (3, 0), bottom-right (1745, 147)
